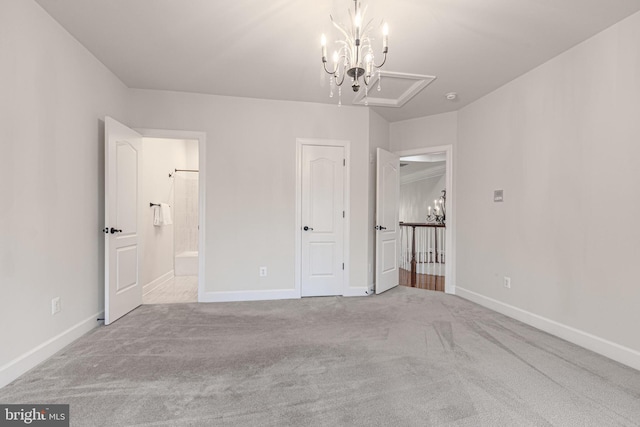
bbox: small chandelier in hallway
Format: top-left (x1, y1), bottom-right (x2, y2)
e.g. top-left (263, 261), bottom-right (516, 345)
top-left (320, 0), bottom-right (389, 105)
top-left (426, 190), bottom-right (446, 225)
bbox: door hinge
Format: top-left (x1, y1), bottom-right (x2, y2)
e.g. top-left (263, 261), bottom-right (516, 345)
top-left (343, 159), bottom-right (346, 166)
top-left (342, 263), bottom-right (345, 270)
top-left (343, 211), bottom-right (345, 218)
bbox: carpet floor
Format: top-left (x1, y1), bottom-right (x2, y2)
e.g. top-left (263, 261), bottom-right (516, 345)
top-left (1, 286), bottom-right (639, 426)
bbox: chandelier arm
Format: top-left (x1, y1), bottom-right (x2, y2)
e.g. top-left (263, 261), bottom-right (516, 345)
top-left (335, 70), bottom-right (346, 86)
top-left (361, 18), bottom-right (374, 36)
top-left (322, 61), bottom-right (338, 75)
top-left (372, 51), bottom-right (388, 69)
top-left (330, 15), bottom-right (351, 42)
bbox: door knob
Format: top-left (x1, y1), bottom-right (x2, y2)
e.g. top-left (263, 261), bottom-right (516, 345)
top-left (110, 227), bottom-right (123, 234)
top-left (303, 226), bottom-right (314, 231)
top-left (375, 225), bottom-right (387, 230)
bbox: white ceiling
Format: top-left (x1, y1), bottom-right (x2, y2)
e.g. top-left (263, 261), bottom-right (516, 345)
top-left (34, 0), bottom-right (640, 122)
top-left (400, 160), bottom-right (445, 178)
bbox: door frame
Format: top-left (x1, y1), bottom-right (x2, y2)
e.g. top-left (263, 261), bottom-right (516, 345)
top-left (395, 144), bottom-right (455, 294)
top-left (295, 138), bottom-right (351, 297)
top-left (136, 127), bottom-right (207, 302)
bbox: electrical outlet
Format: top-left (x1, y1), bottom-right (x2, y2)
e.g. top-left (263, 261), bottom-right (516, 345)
top-left (503, 277), bottom-right (511, 289)
top-left (51, 297), bottom-right (61, 315)
top-left (259, 267), bottom-right (267, 277)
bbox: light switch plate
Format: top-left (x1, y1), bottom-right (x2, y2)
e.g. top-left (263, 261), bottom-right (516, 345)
top-left (494, 190), bottom-right (504, 202)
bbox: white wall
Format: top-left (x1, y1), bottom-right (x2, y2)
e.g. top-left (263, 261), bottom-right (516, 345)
top-left (455, 11), bottom-right (640, 366)
top-left (0, 0), bottom-right (128, 386)
top-left (390, 111), bottom-right (458, 152)
top-left (400, 174), bottom-right (446, 223)
top-left (141, 138), bottom-right (196, 290)
top-left (368, 110), bottom-right (390, 290)
top-left (388, 13), bottom-right (640, 369)
top-left (128, 90), bottom-right (371, 298)
top-left (177, 140), bottom-right (199, 256)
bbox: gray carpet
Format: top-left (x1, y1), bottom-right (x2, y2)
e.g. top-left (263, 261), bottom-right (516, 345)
top-left (2, 286), bottom-right (640, 426)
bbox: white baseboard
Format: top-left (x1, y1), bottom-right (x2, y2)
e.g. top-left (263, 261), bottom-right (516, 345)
top-left (456, 287), bottom-right (640, 372)
top-left (200, 288), bottom-right (300, 302)
top-left (343, 286), bottom-right (371, 297)
top-left (201, 287), bottom-right (373, 302)
top-left (143, 270), bottom-right (174, 296)
top-left (0, 311), bottom-right (103, 389)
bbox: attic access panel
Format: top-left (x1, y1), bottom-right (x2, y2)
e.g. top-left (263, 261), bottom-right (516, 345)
top-left (353, 71), bottom-right (436, 107)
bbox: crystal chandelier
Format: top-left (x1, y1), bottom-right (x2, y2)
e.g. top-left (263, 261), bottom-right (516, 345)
top-left (426, 190), bottom-right (446, 225)
top-left (320, 0), bottom-right (388, 105)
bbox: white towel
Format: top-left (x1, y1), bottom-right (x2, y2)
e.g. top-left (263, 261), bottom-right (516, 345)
top-left (152, 206), bottom-right (161, 226)
top-left (160, 203), bottom-right (172, 225)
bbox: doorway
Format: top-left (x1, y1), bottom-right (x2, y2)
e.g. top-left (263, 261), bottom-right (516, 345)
top-left (396, 146), bottom-right (454, 294)
top-left (140, 137), bottom-right (200, 304)
top-left (104, 118), bottom-right (206, 324)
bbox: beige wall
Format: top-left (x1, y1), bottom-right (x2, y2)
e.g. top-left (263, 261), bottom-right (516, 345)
top-left (0, 0), bottom-right (128, 385)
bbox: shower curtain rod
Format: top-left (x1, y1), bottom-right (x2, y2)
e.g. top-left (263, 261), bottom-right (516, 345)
top-left (174, 169), bottom-right (199, 173)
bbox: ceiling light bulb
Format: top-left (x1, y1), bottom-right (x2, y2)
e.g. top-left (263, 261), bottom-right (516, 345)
top-left (321, 34), bottom-right (327, 59)
top-left (382, 23), bottom-right (389, 49)
top-left (332, 51), bottom-right (339, 63)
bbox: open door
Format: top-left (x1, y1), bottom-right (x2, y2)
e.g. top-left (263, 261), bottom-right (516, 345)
top-left (104, 117), bottom-right (143, 325)
top-left (375, 148), bottom-right (400, 294)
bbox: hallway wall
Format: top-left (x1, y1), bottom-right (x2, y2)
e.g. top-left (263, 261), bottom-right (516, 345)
top-left (399, 173), bottom-right (446, 223)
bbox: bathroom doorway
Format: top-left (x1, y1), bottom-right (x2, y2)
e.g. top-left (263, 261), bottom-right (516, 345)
top-left (140, 137), bottom-right (200, 304)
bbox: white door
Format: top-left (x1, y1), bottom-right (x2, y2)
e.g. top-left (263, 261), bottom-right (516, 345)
top-left (375, 148), bottom-right (400, 294)
top-left (104, 117), bottom-right (143, 325)
top-left (301, 145), bottom-right (345, 297)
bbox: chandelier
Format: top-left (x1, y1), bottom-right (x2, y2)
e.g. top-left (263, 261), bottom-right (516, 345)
top-left (320, 0), bottom-right (388, 105)
top-left (426, 190), bottom-right (446, 225)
